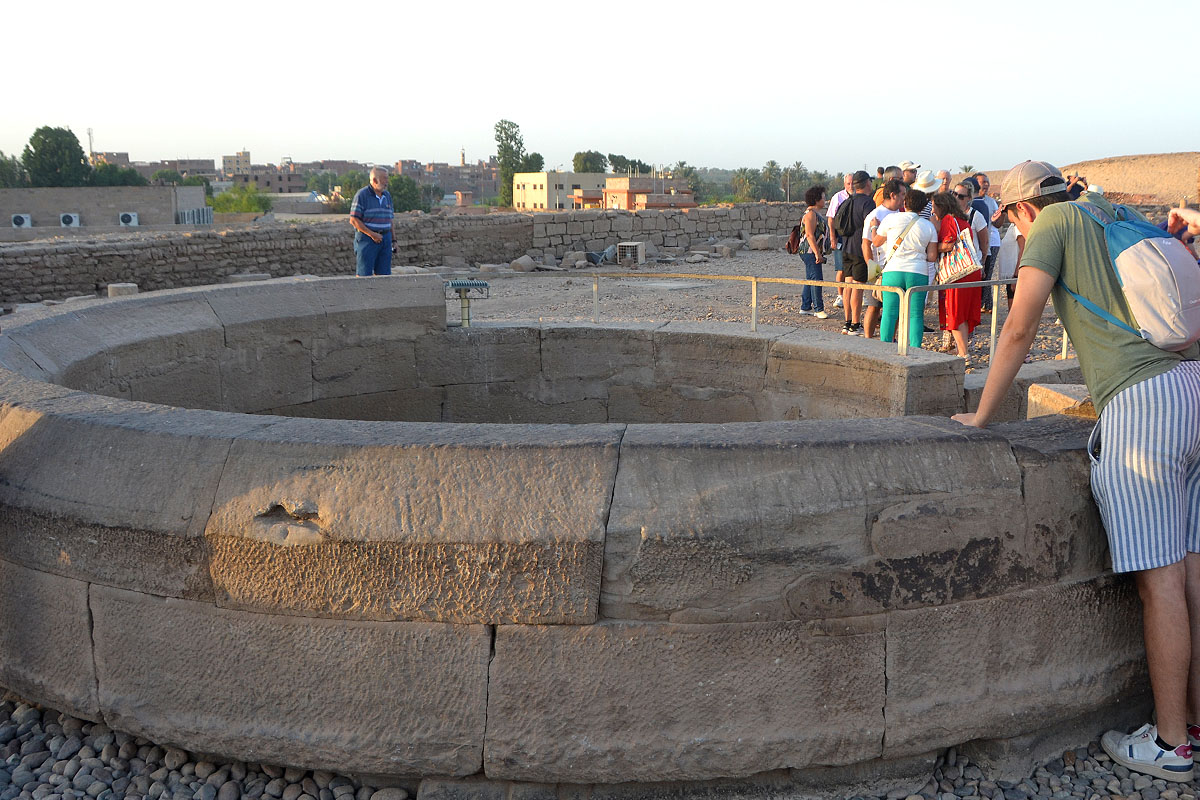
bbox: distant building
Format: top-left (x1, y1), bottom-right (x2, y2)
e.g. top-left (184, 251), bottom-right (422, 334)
top-left (603, 176), bottom-right (697, 211)
top-left (91, 152), bottom-right (130, 167)
top-left (397, 156), bottom-right (498, 202)
top-left (222, 151), bottom-right (251, 177)
top-left (514, 172), bottom-right (607, 211)
top-left (231, 171), bottom-right (308, 194)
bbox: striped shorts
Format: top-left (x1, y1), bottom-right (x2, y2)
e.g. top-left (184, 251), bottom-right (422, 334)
top-left (1088, 361), bottom-right (1200, 573)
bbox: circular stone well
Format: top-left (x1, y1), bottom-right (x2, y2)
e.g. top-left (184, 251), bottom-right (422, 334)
top-left (0, 275), bottom-right (1146, 796)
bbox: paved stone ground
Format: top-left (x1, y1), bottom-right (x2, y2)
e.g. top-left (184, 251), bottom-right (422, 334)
top-left (446, 250), bottom-right (1071, 374)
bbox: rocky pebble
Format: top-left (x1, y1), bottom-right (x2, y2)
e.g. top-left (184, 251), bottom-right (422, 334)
top-left (0, 697), bottom-right (409, 800)
top-left (3, 695), bottom-right (1197, 800)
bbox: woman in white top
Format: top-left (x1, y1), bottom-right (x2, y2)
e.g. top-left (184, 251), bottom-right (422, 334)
top-left (872, 189), bottom-right (939, 348)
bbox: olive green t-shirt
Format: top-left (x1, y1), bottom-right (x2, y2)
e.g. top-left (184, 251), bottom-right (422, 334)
top-left (1019, 193), bottom-right (1199, 414)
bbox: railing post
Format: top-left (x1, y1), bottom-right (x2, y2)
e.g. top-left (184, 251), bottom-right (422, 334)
top-left (1062, 329), bottom-right (1070, 360)
top-left (989, 283), bottom-right (1000, 357)
top-left (897, 286), bottom-right (909, 356)
top-left (592, 275), bottom-right (599, 324)
top-left (750, 277), bottom-right (758, 332)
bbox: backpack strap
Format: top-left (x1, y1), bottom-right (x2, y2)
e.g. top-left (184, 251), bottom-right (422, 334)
top-left (1058, 200), bottom-right (1140, 337)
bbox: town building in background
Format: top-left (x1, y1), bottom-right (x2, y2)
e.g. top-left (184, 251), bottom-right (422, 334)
top-left (514, 172), bottom-right (607, 211)
top-left (603, 176), bottom-right (697, 211)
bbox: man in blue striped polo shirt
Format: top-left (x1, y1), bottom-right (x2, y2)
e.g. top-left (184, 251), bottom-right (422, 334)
top-left (349, 167), bottom-right (395, 276)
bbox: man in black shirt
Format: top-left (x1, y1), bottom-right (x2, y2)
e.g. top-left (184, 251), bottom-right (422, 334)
top-left (833, 170), bottom-right (877, 335)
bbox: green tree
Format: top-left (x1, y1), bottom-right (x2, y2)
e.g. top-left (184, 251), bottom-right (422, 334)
top-left (91, 162), bottom-right (148, 186)
top-left (209, 185), bottom-right (273, 213)
top-left (670, 161), bottom-right (709, 202)
top-left (307, 172), bottom-right (337, 194)
top-left (150, 169), bottom-right (184, 185)
top-left (519, 152), bottom-right (544, 173)
top-left (0, 151), bottom-right (28, 187)
top-left (782, 161), bottom-right (810, 202)
top-left (22, 126), bottom-right (91, 187)
top-left (339, 170), bottom-right (368, 194)
top-left (960, 164), bottom-right (974, 174)
top-left (759, 160), bottom-right (783, 201)
top-left (181, 175), bottom-right (212, 196)
top-left (731, 167), bottom-right (761, 202)
top-left (420, 184), bottom-right (444, 210)
top-left (494, 119), bottom-right (526, 207)
top-left (608, 154), bottom-right (651, 175)
top-left (388, 174), bottom-right (421, 212)
top-left (573, 151), bottom-right (608, 173)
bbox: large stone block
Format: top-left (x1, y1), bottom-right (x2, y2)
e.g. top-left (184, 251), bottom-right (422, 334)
top-left (993, 416), bottom-right (1109, 584)
top-left (766, 331), bottom-right (963, 418)
top-left (0, 558), bottom-right (98, 721)
top-left (884, 574), bottom-right (1146, 758)
top-left (539, 324), bottom-right (657, 386)
top-left (602, 418), bottom-right (1025, 623)
top-left (652, 323), bottom-right (780, 392)
top-left (415, 326), bottom-right (541, 388)
top-left (204, 419), bottom-right (622, 623)
top-left (485, 619), bottom-right (884, 782)
top-left (0, 392), bottom-right (270, 598)
top-left (443, 380), bottom-right (609, 423)
top-left (90, 586), bottom-right (489, 776)
top-left (266, 387), bottom-right (445, 422)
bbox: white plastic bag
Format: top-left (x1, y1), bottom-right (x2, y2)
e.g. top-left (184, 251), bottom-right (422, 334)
top-left (997, 224), bottom-right (1019, 281)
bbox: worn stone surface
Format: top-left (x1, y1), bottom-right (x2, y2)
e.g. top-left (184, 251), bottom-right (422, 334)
top-left (767, 330), bottom-right (964, 418)
top-left (0, 391), bottom-right (272, 598)
top-left (204, 418), bottom-right (622, 623)
top-left (884, 574), bottom-right (1146, 758)
top-left (957, 693), bottom-right (1151, 784)
top-left (0, 558), bottom-right (97, 720)
top-left (993, 415), bottom-right (1109, 586)
top-left (485, 619), bottom-right (884, 782)
top-left (91, 585), bottom-right (490, 776)
top-left (965, 358), bottom-right (1083, 422)
top-left (1027, 382), bottom-right (1096, 420)
top-left (602, 417), bottom-right (1026, 623)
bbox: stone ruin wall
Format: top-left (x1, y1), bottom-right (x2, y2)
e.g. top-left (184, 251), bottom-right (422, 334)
top-left (0, 277), bottom-right (1148, 798)
top-left (0, 204), bottom-right (806, 305)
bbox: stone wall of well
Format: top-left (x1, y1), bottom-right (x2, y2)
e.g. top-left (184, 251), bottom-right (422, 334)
top-left (0, 277), bottom-right (1135, 799)
top-left (0, 204), bottom-right (807, 304)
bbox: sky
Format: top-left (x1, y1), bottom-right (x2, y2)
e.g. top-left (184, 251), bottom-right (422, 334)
top-left (6, 0), bottom-right (1198, 175)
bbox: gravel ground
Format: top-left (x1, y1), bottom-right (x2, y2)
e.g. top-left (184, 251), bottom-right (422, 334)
top-left (448, 249), bottom-right (1073, 374)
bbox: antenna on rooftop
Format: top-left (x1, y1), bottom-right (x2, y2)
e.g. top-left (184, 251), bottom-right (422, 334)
top-left (87, 128), bottom-right (94, 163)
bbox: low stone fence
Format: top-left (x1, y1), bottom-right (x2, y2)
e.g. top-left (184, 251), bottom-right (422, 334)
top-left (0, 276), bottom-right (1144, 798)
top-left (0, 204), bottom-right (807, 305)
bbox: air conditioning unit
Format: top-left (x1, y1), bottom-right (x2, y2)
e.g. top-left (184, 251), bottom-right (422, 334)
top-left (617, 241), bottom-right (646, 266)
top-left (60, 213), bottom-right (81, 228)
top-left (119, 212), bottom-right (138, 227)
top-left (11, 213), bottom-right (32, 228)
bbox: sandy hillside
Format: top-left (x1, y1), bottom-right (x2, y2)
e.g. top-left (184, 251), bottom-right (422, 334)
top-left (954, 152), bottom-right (1199, 204)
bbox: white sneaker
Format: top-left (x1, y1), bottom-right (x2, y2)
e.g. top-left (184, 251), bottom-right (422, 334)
top-left (1188, 723), bottom-right (1200, 761)
top-left (1101, 723), bottom-right (1194, 782)
top-left (814, 311), bottom-right (829, 319)
top-left (798, 310), bottom-right (813, 316)
top-left (833, 296), bottom-right (843, 308)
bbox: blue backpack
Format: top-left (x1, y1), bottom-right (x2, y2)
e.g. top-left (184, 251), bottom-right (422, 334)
top-left (1059, 201), bottom-right (1200, 352)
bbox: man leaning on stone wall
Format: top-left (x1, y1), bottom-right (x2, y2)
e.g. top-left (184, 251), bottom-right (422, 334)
top-left (349, 167), bottom-right (395, 276)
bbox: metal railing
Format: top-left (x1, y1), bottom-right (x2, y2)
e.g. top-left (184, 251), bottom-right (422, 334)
top-left (476, 269), bottom-right (1069, 361)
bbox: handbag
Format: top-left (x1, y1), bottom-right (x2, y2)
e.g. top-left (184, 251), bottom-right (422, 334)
top-left (935, 217), bottom-right (981, 285)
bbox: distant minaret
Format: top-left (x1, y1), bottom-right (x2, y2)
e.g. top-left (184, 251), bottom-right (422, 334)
top-left (461, 147), bottom-right (466, 167)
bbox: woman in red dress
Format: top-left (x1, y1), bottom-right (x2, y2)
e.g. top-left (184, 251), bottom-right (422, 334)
top-left (932, 192), bottom-right (982, 362)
